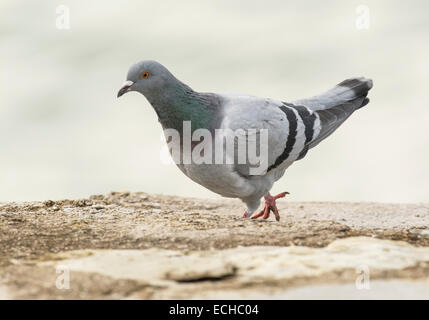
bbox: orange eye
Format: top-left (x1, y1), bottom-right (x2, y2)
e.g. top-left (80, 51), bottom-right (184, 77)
top-left (142, 72), bottom-right (150, 79)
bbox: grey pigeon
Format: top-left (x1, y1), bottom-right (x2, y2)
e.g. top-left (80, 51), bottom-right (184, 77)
top-left (118, 60), bottom-right (373, 221)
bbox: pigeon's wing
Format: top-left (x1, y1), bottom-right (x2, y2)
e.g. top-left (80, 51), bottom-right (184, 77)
top-left (219, 94), bottom-right (314, 177)
top-left (219, 77), bottom-right (373, 177)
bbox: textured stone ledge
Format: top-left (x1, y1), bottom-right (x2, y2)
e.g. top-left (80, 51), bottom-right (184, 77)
top-left (1, 192), bottom-right (428, 299)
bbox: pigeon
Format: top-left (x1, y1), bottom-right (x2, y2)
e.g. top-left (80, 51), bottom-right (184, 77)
top-left (118, 60), bottom-right (373, 221)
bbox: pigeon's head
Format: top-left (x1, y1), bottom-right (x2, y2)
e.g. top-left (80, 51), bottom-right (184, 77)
top-left (117, 60), bottom-right (176, 98)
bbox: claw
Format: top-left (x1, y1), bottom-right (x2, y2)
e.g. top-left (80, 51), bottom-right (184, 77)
top-left (271, 205), bottom-right (280, 222)
top-left (273, 192), bottom-right (289, 200)
top-left (251, 192), bottom-right (288, 222)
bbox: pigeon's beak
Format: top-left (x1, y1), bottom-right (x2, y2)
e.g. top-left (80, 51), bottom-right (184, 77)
top-left (117, 80), bottom-right (134, 98)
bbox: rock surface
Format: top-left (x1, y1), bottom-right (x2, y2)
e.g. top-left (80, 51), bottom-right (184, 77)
top-left (1, 192), bottom-right (429, 299)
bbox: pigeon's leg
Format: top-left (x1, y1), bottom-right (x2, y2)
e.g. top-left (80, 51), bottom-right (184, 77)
top-left (250, 203), bottom-right (270, 220)
top-left (252, 192), bottom-right (289, 221)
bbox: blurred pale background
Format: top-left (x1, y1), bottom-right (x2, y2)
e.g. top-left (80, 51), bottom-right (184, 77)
top-left (1, 1), bottom-right (428, 203)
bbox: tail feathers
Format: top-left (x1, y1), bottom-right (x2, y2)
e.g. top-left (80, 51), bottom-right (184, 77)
top-left (293, 77), bottom-right (373, 111)
top-left (358, 97), bottom-right (370, 110)
top-left (336, 77), bottom-right (373, 102)
top-left (300, 77), bottom-right (373, 150)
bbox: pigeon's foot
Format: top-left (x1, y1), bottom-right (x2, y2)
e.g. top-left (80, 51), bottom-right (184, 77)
top-left (251, 192), bottom-right (289, 222)
top-left (242, 211), bottom-right (252, 218)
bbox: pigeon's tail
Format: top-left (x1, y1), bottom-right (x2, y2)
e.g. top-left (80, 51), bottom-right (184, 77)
top-left (293, 77), bottom-right (373, 111)
top-left (332, 77), bottom-right (373, 110)
top-left (294, 77), bottom-right (373, 150)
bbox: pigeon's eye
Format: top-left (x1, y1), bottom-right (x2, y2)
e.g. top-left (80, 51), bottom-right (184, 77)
top-left (142, 72), bottom-right (150, 79)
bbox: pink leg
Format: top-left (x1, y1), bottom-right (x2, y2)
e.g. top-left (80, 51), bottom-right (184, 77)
top-left (251, 192), bottom-right (289, 222)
